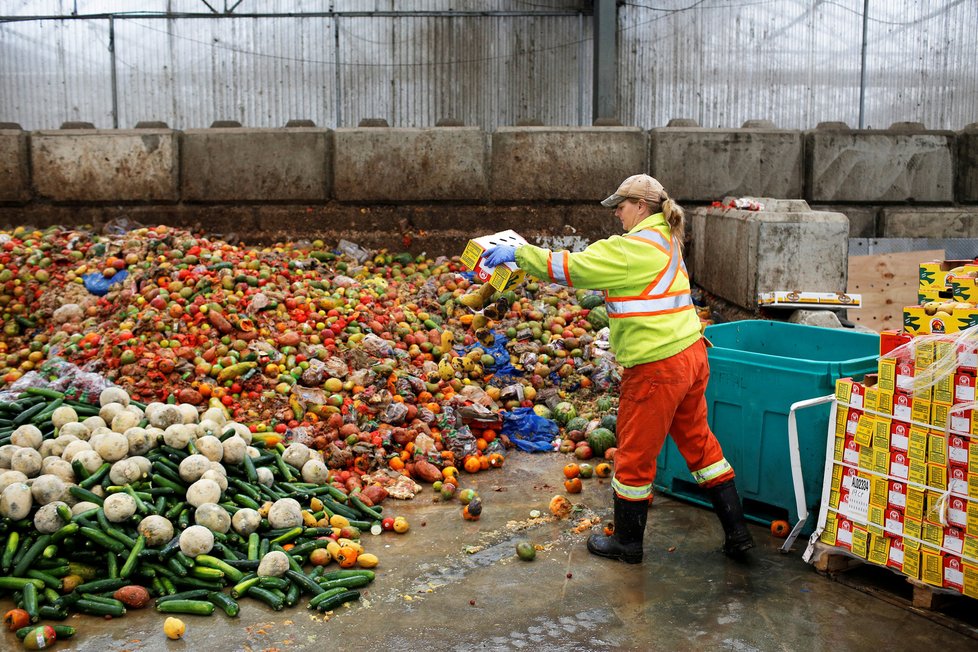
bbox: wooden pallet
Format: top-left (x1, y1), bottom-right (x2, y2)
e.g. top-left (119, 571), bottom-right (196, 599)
top-left (808, 542), bottom-right (978, 639)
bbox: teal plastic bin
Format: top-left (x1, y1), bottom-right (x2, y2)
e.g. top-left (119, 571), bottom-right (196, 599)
top-left (653, 321), bottom-right (879, 533)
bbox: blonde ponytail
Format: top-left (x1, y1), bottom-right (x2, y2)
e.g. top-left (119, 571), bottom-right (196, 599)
top-left (660, 191), bottom-right (686, 249)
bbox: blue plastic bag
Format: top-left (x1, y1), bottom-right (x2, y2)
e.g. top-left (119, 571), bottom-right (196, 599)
top-left (83, 270), bottom-right (128, 296)
top-left (457, 329), bottom-right (519, 380)
top-left (501, 407), bottom-right (559, 452)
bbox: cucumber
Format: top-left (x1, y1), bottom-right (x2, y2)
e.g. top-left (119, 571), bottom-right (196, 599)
top-left (156, 589), bottom-right (210, 603)
top-left (194, 554), bottom-right (244, 583)
top-left (269, 526), bottom-right (303, 545)
top-left (13, 534), bottom-right (52, 577)
top-left (22, 581), bottom-right (39, 622)
top-left (285, 569), bottom-right (325, 596)
top-left (246, 586), bottom-right (284, 610)
top-left (74, 598), bottom-right (125, 617)
top-left (25, 569), bottom-right (62, 590)
top-left (78, 462), bottom-right (111, 489)
top-left (313, 589), bottom-right (360, 612)
top-left (156, 599), bottom-right (216, 615)
top-left (349, 495), bottom-right (383, 521)
top-left (318, 575), bottom-right (373, 591)
top-left (207, 591), bottom-right (240, 617)
top-left (284, 581), bottom-right (300, 608)
top-left (75, 578), bottom-right (129, 594)
top-left (257, 576), bottom-right (289, 591)
top-left (120, 535), bottom-right (145, 578)
top-left (189, 565), bottom-right (225, 581)
top-left (1, 530), bottom-right (19, 572)
top-left (79, 526), bottom-right (126, 554)
top-left (320, 569), bottom-right (375, 582)
top-left (69, 486), bottom-right (105, 506)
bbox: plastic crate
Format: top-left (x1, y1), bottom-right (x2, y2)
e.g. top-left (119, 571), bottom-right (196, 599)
top-left (653, 321), bottom-right (879, 532)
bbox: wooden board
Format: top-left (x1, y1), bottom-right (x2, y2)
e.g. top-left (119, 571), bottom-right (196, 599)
top-left (848, 249), bottom-right (944, 332)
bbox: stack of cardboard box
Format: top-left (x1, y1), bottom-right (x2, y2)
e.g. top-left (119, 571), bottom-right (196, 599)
top-left (818, 298), bottom-right (978, 598)
top-left (905, 259), bottom-right (978, 335)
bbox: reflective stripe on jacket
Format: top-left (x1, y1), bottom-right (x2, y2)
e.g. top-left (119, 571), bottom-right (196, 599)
top-left (514, 213), bottom-right (702, 368)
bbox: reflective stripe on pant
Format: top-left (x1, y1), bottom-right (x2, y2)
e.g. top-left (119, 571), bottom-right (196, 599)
top-left (612, 338), bottom-right (735, 502)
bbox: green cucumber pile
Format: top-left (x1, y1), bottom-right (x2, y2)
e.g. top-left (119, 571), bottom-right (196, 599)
top-left (1, 385), bottom-right (388, 644)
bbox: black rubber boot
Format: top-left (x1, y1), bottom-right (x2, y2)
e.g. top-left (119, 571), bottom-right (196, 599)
top-left (586, 495), bottom-right (648, 564)
top-left (706, 479), bottom-right (755, 557)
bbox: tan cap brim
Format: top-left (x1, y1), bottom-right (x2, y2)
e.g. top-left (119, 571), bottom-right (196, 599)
top-left (600, 194), bottom-right (625, 208)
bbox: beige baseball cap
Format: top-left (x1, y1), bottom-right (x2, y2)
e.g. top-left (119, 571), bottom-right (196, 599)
top-left (600, 174), bottom-right (664, 208)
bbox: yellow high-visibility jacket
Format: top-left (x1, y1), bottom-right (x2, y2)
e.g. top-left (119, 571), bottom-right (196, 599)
top-left (514, 212), bottom-right (701, 368)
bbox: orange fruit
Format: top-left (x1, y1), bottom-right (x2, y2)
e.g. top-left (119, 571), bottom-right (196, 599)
top-left (564, 477), bottom-right (583, 494)
top-left (770, 520), bottom-right (790, 538)
top-left (563, 463), bottom-right (581, 479)
top-left (488, 453), bottom-right (505, 468)
top-left (594, 462), bottom-right (612, 478)
top-left (464, 456), bottom-right (482, 473)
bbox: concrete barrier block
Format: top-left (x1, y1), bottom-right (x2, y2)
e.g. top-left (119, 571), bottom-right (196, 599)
top-left (0, 129), bottom-right (30, 203)
top-left (691, 199), bottom-right (849, 310)
top-left (650, 127), bottom-right (803, 201)
top-left (958, 124), bottom-right (978, 203)
top-left (806, 128), bottom-right (954, 202)
top-left (490, 127), bottom-right (646, 201)
top-left (31, 129), bottom-right (178, 202)
top-left (181, 128), bottom-right (331, 202)
top-left (333, 128), bottom-right (488, 201)
top-left (879, 207), bottom-right (978, 238)
top-left (815, 205), bottom-right (879, 238)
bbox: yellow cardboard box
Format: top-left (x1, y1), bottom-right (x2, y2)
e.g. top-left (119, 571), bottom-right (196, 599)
top-left (931, 402), bottom-right (949, 431)
top-left (921, 547), bottom-right (944, 586)
top-left (903, 546), bottom-right (921, 580)
top-left (903, 306), bottom-right (978, 335)
top-left (460, 230), bottom-right (528, 291)
top-left (964, 561), bottom-right (978, 599)
top-left (877, 389), bottom-right (894, 416)
top-left (870, 477), bottom-right (888, 508)
top-left (918, 286), bottom-right (948, 304)
top-left (873, 448), bottom-right (889, 476)
top-left (854, 413), bottom-right (875, 447)
top-left (912, 396), bottom-right (932, 424)
top-left (908, 427), bottom-right (929, 461)
top-left (933, 372), bottom-right (954, 405)
top-left (950, 274), bottom-right (978, 302)
top-left (969, 497), bottom-right (978, 536)
top-left (864, 385), bottom-right (880, 412)
top-left (868, 533), bottom-right (889, 566)
top-left (928, 432), bottom-right (948, 466)
top-left (873, 418), bottom-right (891, 450)
top-left (851, 526), bottom-right (869, 559)
top-left (918, 260), bottom-right (978, 289)
top-left (905, 489), bottom-right (925, 521)
top-left (820, 512), bottom-right (838, 546)
top-left (964, 533), bottom-right (978, 560)
top-left (877, 359), bottom-right (895, 392)
top-left (927, 463), bottom-right (947, 492)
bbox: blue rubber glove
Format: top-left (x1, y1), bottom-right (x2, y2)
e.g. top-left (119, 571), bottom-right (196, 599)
top-left (483, 245), bottom-right (517, 268)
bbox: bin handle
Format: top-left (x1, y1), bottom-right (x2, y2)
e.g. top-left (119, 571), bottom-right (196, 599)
top-left (782, 393), bottom-right (836, 553)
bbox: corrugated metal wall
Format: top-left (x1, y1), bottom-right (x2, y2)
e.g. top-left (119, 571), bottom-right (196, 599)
top-left (619, 0), bottom-right (978, 130)
top-left (1, 1), bottom-right (974, 131)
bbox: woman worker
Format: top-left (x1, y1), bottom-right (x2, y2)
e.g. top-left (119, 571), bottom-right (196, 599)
top-left (482, 174), bottom-right (754, 563)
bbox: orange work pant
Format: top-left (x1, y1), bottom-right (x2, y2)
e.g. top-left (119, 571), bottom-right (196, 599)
top-left (611, 338), bottom-right (735, 502)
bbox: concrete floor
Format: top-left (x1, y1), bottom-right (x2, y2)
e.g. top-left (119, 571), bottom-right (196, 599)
top-left (3, 451), bottom-right (976, 652)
